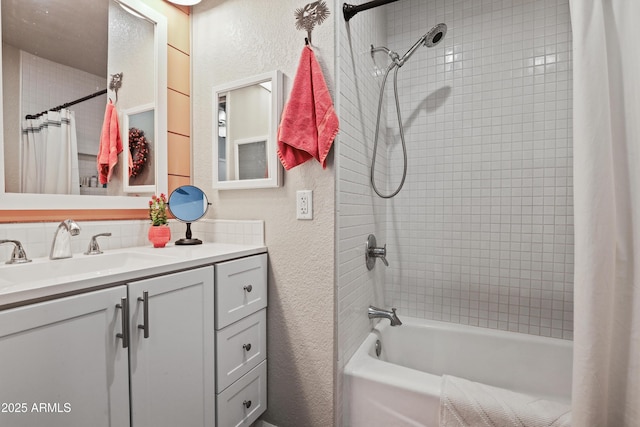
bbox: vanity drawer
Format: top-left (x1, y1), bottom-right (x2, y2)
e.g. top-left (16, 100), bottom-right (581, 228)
top-left (215, 254), bottom-right (267, 329)
top-left (216, 360), bottom-right (267, 427)
top-left (216, 308), bottom-right (267, 392)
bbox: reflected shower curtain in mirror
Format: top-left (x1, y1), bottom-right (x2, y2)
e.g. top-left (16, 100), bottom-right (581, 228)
top-left (20, 109), bottom-right (80, 195)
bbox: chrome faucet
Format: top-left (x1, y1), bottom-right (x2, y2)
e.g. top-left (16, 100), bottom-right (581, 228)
top-left (0, 240), bottom-right (32, 264)
top-left (50, 219), bottom-right (81, 260)
top-left (368, 305), bottom-right (402, 326)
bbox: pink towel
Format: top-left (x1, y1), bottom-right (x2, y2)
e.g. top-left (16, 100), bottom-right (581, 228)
top-left (277, 46), bottom-right (339, 170)
top-left (97, 100), bottom-right (126, 184)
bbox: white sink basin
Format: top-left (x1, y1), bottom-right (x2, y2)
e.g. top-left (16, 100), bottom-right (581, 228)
top-left (0, 252), bottom-right (176, 285)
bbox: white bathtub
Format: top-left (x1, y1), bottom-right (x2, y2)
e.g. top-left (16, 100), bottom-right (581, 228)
top-left (344, 316), bottom-right (572, 427)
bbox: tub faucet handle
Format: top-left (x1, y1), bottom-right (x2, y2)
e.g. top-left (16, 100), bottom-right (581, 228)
top-left (372, 244), bottom-right (389, 266)
top-left (366, 234), bottom-right (389, 270)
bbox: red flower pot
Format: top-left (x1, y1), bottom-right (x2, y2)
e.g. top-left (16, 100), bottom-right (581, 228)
top-left (148, 225), bottom-right (171, 248)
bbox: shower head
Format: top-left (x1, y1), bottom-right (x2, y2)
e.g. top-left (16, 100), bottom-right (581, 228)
top-left (424, 23), bottom-right (447, 48)
top-left (398, 23), bottom-right (447, 66)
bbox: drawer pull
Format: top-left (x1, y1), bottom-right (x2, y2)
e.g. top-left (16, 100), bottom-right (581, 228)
top-left (243, 400), bottom-right (252, 409)
top-left (243, 343), bottom-right (252, 352)
top-left (243, 284), bottom-right (253, 293)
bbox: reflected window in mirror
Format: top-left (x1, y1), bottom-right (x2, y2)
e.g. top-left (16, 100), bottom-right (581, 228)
top-left (212, 70), bottom-right (283, 190)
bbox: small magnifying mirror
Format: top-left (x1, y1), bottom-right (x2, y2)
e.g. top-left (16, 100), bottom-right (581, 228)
top-left (168, 185), bottom-right (211, 245)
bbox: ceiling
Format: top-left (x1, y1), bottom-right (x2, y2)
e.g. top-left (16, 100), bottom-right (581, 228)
top-left (2, 0), bottom-right (108, 77)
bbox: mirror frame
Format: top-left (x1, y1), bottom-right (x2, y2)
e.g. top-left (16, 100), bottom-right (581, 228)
top-left (0, 0), bottom-right (167, 211)
top-left (212, 70), bottom-right (283, 190)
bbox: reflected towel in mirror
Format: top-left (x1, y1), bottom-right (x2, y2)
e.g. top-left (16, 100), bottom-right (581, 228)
top-left (97, 100), bottom-right (131, 184)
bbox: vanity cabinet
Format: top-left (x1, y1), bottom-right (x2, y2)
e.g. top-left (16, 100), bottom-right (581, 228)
top-left (128, 266), bottom-right (214, 427)
top-left (0, 286), bottom-right (130, 427)
top-left (0, 251), bottom-right (267, 427)
top-left (215, 254), bottom-right (268, 426)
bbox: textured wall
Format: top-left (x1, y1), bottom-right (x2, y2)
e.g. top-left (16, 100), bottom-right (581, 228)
top-left (2, 43), bottom-right (21, 193)
top-left (192, 1), bottom-right (336, 426)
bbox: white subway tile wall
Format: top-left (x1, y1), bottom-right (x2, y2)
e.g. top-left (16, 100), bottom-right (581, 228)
top-left (0, 219), bottom-right (264, 260)
top-left (337, 5), bottom-right (573, 404)
top-left (381, 0), bottom-right (573, 340)
top-left (335, 3), bottom-right (389, 425)
top-left (21, 51), bottom-right (106, 157)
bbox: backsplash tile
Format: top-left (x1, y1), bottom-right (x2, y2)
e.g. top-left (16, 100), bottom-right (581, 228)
top-left (0, 219), bottom-right (264, 260)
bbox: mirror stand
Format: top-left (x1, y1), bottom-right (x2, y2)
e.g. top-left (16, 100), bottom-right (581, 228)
top-left (175, 223), bottom-right (202, 246)
top-left (168, 185), bottom-right (210, 246)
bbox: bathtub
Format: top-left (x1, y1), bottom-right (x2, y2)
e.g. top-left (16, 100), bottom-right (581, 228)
top-left (344, 316), bottom-right (572, 427)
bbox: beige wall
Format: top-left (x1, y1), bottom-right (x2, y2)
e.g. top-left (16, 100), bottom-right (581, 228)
top-left (192, 1), bottom-right (336, 426)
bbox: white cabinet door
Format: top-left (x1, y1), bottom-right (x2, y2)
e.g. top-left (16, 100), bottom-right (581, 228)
top-left (0, 286), bottom-right (130, 427)
top-left (128, 266), bottom-right (215, 427)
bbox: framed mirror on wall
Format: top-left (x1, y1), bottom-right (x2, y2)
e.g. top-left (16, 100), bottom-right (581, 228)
top-left (213, 70), bottom-right (283, 190)
top-left (0, 0), bottom-right (167, 211)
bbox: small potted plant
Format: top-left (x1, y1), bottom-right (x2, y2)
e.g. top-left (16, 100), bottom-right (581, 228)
top-left (148, 193), bottom-right (171, 248)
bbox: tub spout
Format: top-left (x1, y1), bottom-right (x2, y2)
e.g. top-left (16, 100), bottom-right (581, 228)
top-left (368, 305), bottom-right (402, 326)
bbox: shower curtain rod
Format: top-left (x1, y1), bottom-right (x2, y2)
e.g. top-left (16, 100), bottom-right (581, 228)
top-left (25, 89), bottom-right (107, 120)
top-left (343, 0), bottom-right (400, 21)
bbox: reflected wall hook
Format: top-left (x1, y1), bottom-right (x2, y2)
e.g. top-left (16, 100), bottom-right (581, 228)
top-left (109, 72), bottom-right (124, 103)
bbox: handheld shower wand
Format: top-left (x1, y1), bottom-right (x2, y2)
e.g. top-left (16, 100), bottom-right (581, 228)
top-left (369, 23), bottom-right (447, 199)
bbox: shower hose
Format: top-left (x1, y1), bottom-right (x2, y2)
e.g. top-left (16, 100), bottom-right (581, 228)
top-left (370, 62), bottom-right (408, 199)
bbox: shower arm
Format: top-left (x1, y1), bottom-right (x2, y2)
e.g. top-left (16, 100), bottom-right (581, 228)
top-left (371, 45), bottom-right (401, 68)
top-left (371, 33), bottom-right (427, 69)
top-left (343, 0), bottom-right (401, 21)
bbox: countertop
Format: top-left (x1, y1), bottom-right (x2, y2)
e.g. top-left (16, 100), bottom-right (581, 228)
top-left (0, 242), bottom-right (267, 310)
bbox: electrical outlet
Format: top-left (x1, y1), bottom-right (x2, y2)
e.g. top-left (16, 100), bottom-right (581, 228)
top-left (296, 190), bottom-right (313, 220)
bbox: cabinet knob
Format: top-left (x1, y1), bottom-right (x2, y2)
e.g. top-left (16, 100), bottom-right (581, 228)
top-left (243, 343), bottom-right (252, 352)
top-left (243, 284), bottom-right (253, 292)
top-left (243, 400), bottom-right (252, 409)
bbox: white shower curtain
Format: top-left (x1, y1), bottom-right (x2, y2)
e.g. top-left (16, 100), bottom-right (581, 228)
top-left (21, 109), bottom-right (80, 195)
top-left (570, 1), bottom-right (640, 426)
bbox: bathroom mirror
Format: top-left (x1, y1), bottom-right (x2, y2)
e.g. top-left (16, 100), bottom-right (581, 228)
top-left (213, 70), bottom-right (283, 190)
top-left (168, 185), bottom-right (210, 245)
top-left (0, 0), bottom-right (167, 210)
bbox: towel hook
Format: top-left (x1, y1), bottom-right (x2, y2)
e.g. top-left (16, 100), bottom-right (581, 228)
top-left (295, 1), bottom-right (330, 45)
